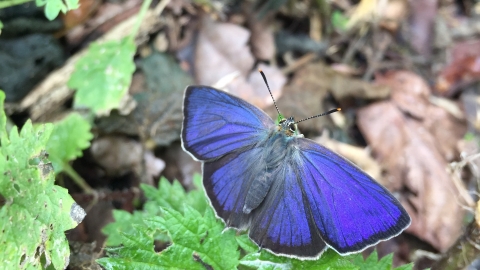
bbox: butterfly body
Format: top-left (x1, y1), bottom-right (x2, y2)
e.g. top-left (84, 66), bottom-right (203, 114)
top-left (182, 85), bottom-right (411, 259)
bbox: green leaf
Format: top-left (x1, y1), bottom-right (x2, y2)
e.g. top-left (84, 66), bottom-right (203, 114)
top-left (46, 113), bottom-right (93, 173)
top-left (0, 119), bottom-right (85, 269)
top-left (149, 207), bottom-right (240, 269)
top-left (68, 38), bottom-right (136, 115)
top-left (143, 175), bottom-right (207, 215)
top-left (103, 175), bottom-right (207, 246)
top-left (332, 10), bottom-right (349, 31)
top-left (35, 0), bottom-right (80, 20)
top-left (350, 250), bottom-right (413, 270)
top-left (99, 207), bottom-right (240, 270)
top-left (240, 248), bottom-right (358, 270)
top-left (97, 223), bottom-right (167, 269)
top-left (102, 210), bottom-right (145, 246)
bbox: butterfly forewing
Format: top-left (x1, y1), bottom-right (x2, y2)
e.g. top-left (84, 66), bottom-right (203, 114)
top-left (182, 86), bottom-right (274, 161)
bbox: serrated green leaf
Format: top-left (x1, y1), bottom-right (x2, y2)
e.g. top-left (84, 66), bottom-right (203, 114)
top-left (99, 206), bottom-right (240, 270)
top-left (68, 38), bottom-right (136, 114)
top-left (240, 248), bottom-right (358, 270)
top-left (46, 113), bottom-right (93, 173)
top-left (143, 176), bottom-right (207, 215)
top-left (0, 119), bottom-right (85, 269)
top-left (147, 206), bottom-right (240, 269)
top-left (103, 176), bottom-right (207, 247)
top-left (236, 234), bottom-right (259, 253)
top-left (350, 250), bottom-right (412, 270)
top-left (97, 223), bottom-right (169, 270)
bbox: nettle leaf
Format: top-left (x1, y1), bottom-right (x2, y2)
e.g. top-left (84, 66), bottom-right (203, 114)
top-left (99, 207), bottom-right (240, 270)
top-left (102, 176), bottom-right (207, 247)
top-left (35, 0), bottom-right (80, 20)
top-left (154, 207), bottom-right (240, 269)
top-left (46, 113), bottom-right (93, 173)
top-left (0, 93), bottom-right (86, 269)
top-left (68, 37), bottom-right (136, 115)
top-left (351, 250), bottom-right (413, 270)
top-left (240, 245), bottom-right (357, 270)
top-left (143, 176), bottom-right (207, 215)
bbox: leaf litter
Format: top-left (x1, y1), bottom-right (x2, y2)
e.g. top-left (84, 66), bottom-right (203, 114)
top-left (5, 0), bottom-right (480, 268)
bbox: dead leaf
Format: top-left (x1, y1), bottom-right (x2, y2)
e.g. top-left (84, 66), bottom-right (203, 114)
top-left (247, 13), bottom-right (275, 60)
top-left (376, 70), bottom-right (430, 119)
top-left (264, 63), bottom-right (330, 133)
top-left (194, 16), bottom-right (254, 91)
top-left (247, 63), bottom-right (286, 108)
top-left (408, 0), bottom-right (438, 57)
top-left (90, 135), bottom-right (165, 182)
top-left (357, 71), bottom-right (466, 252)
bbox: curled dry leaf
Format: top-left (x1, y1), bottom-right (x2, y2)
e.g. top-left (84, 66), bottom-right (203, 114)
top-left (357, 70), bottom-right (466, 252)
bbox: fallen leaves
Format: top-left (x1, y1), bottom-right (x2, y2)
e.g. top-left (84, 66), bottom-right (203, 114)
top-left (194, 16), bottom-right (285, 109)
top-left (357, 70), bottom-right (467, 252)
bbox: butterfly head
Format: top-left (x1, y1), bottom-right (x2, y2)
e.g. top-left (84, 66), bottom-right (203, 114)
top-left (278, 116), bottom-right (302, 137)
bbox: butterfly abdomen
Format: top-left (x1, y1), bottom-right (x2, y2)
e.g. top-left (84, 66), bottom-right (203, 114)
top-left (243, 132), bottom-right (295, 214)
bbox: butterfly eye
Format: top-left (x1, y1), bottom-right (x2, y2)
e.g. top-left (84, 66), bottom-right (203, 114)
top-left (289, 123), bottom-right (296, 132)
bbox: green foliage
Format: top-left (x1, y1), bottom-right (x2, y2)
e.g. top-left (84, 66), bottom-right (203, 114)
top-left (98, 206), bottom-right (240, 270)
top-left (100, 174), bottom-right (413, 269)
top-left (240, 245), bottom-right (357, 270)
top-left (332, 10), bottom-right (349, 31)
top-left (35, 0), bottom-right (80, 20)
top-left (102, 176), bottom-right (207, 246)
top-left (351, 250), bottom-right (413, 270)
top-left (0, 91), bottom-right (86, 269)
top-left (68, 37), bottom-right (136, 115)
top-left (46, 113), bottom-right (93, 173)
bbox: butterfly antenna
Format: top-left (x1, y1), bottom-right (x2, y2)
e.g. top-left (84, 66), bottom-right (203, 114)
top-left (259, 69), bottom-right (281, 115)
top-left (295, 108), bottom-right (341, 124)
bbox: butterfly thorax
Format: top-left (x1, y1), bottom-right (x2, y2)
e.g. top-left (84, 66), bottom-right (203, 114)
top-left (243, 127), bottom-right (299, 215)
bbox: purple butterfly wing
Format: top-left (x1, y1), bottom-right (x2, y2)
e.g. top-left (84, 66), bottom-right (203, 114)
top-left (182, 86), bottom-right (275, 161)
top-left (248, 161), bottom-right (328, 258)
top-left (294, 138), bottom-right (411, 254)
top-left (203, 146), bottom-right (267, 229)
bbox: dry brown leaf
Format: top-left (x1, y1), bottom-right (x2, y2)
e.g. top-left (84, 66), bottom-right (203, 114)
top-left (408, 0), bottom-right (438, 57)
top-left (247, 63), bottom-right (286, 108)
top-left (376, 70), bottom-right (429, 118)
top-left (357, 71), bottom-right (466, 252)
top-left (90, 136), bottom-right (165, 181)
top-left (247, 13), bottom-right (275, 60)
top-left (194, 16), bottom-right (254, 89)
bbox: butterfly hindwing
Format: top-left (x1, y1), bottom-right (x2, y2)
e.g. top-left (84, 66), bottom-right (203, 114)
top-left (294, 138), bottom-right (411, 254)
top-left (182, 86), bottom-right (275, 161)
top-left (249, 160), bottom-right (327, 258)
top-left (203, 146), bottom-right (268, 229)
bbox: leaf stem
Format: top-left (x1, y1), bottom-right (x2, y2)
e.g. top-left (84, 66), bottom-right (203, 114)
top-left (62, 163), bottom-right (94, 194)
top-left (129, 0), bottom-right (154, 42)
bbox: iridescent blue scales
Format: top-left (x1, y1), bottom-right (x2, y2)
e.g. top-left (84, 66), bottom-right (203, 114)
top-left (181, 86), bottom-right (411, 259)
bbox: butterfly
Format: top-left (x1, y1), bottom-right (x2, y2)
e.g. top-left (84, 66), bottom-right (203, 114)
top-left (181, 71), bottom-right (411, 260)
